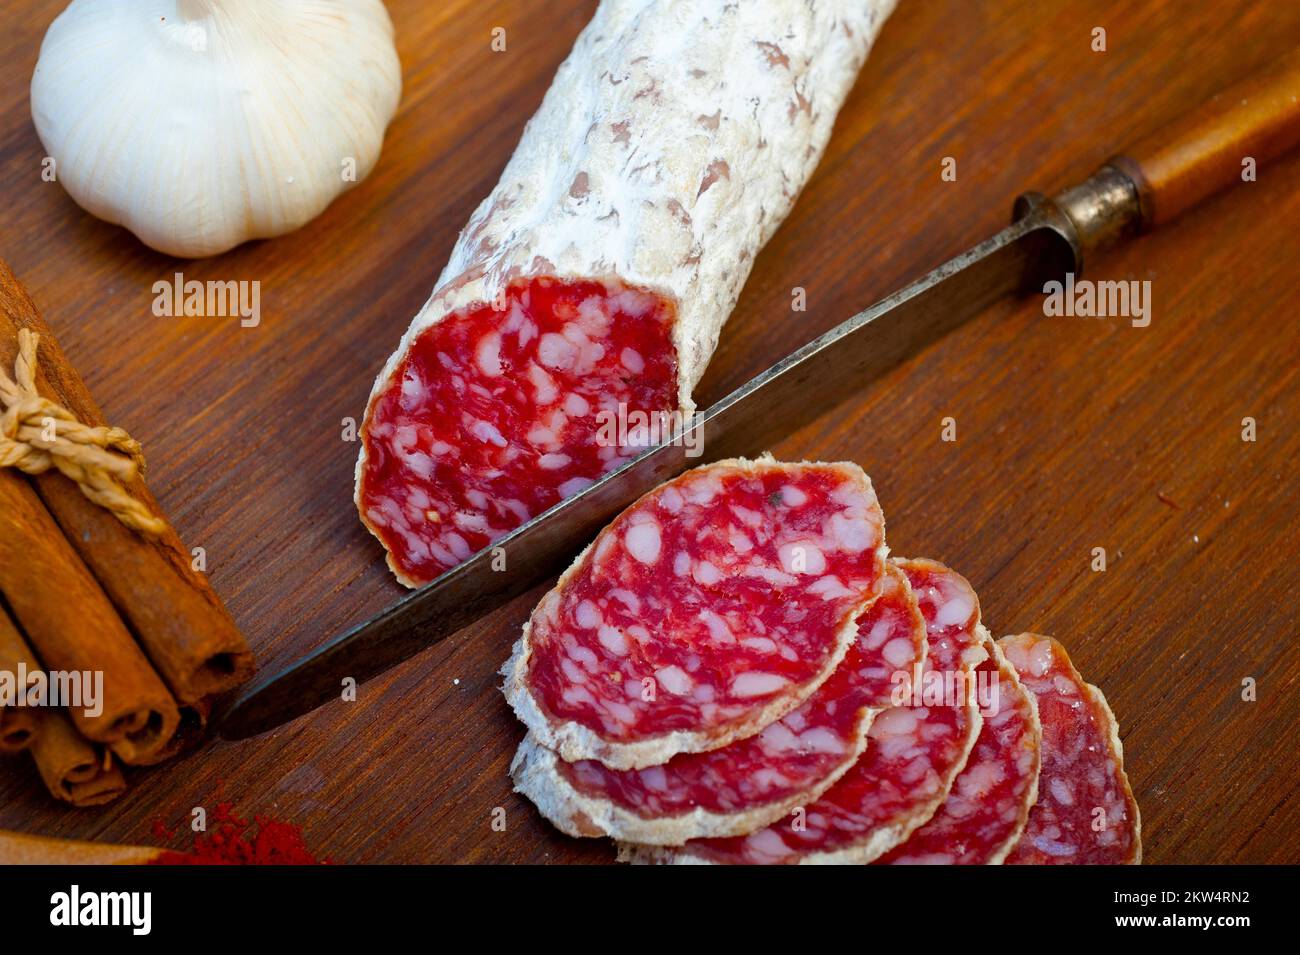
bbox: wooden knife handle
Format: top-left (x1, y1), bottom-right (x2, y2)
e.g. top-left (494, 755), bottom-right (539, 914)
top-left (1110, 48), bottom-right (1300, 228)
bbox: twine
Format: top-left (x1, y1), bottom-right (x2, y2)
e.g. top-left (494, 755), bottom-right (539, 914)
top-left (0, 329), bottom-right (166, 537)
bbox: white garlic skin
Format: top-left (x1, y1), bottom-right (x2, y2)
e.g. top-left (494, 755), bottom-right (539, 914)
top-left (30, 0), bottom-right (402, 258)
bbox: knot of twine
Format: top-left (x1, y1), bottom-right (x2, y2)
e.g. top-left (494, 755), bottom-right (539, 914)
top-left (0, 328), bottom-right (166, 537)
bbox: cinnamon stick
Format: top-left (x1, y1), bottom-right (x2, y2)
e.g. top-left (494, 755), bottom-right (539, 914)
top-left (29, 709), bottom-right (128, 807)
top-left (0, 830), bottom-right (158, 865)
top-left (0, 604), bottom-right (39, 753)
top-left (3, 598), bottom-right (126, 803)
top-left (0, 259), bottom-right (253, 703)
top-left (129, 695), bottom-right (213, 767)
top-left (0, 471), bottom-right (178, 761)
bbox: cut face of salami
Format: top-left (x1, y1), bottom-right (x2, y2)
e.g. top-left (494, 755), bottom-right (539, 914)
top-left (875, 637), bottom-right (1041, 865)
top-left (356, 0), bottom-right (899, 585)
top-left (633, 558), bottom-right (987, 864)
top-left (502, 458), bottom-right (887, 772)
top-left (359, 278), bottom-right (677, 583)
top-left (1001, 634), bottom-right (1141, 865)
top-left (510, 562), bottom-right (926, 844)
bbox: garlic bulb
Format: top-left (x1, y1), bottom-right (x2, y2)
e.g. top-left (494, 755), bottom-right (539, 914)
top-left (30, 0), bottom-right (401, 258)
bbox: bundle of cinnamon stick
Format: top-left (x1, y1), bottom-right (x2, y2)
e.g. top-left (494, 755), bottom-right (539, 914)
top-left (0, 258), bottom-right (253, 806)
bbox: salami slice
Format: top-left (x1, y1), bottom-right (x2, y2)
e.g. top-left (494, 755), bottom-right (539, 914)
top-left (874, 637), bottom-right (1041, 864)
top-left (356, 0), bottom-right (898, 585)
top-left (501, 457), bottom-right (887, 771)
top-left (1000, 634), bottom-right (1141, 865)
top-left (510, 562), bottom-right (925, 844)
top-left (627, 558), bottom-right (987, 864)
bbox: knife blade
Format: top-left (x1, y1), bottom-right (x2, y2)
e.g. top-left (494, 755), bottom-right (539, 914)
top-left (221, 46), bottom-right (1300, 739)
top-left (218, 200), bottom-right (1078, 740)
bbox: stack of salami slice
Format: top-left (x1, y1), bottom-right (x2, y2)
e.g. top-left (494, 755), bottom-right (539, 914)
top-left (501, 457), bottom-right (1140, 864)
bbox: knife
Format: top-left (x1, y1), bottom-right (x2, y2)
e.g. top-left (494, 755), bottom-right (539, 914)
top-left (220, 49), bottom-right (1300, 740)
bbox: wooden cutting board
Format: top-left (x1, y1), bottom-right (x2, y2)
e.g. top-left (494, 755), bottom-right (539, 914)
top-left (1, 0), bottom-right (1297, 864)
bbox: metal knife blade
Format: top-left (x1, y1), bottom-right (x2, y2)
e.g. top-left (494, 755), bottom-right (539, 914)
top-left (217, 202), bottom-right (1076, 740)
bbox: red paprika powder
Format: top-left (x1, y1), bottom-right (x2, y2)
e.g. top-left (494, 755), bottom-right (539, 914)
top-left (150, 802), bottom-right (329, 865)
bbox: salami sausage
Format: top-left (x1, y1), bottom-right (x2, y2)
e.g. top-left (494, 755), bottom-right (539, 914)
top-left (627, 558), bottom-right (987, 864)
top-left (510, 562), bottom-right (925, 844)
top-left (356, 0), bottom-right (898, 585)
top-left (1000, 634), bottom-right (1141, 865)
top-left (874, 637), bottom-right (1041, 864)
top-left (501, 457), bottom-right (887, 771)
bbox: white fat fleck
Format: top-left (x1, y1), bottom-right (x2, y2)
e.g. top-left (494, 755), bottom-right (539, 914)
top-left (673, 550), bottom-right (691, 576)
top-left (827, 513), bottom-right (877, 552)
top-left (527, 362), bottom-right (558, 403)
top-left (743, 564), bottom-right (799, 587)
top-left (654, 665), bottom-right (693, 695)
top-left (741, 636), bottom-right (778, 654)
top-left (757, 721), bottom-right (800, 752)
top-left (730, 672), bottom-right (789, 698)
top-left (698, 609), bottom-right (734, 644)
top-left (469, 419), bottom-right (508, 447)
top-left (538, 332), bottom-right (578, 370)
top-left (475, 332), bottom-right (503, 376)
top-left (934, 595), bottom-right (973, 628)
top-left (807, 575), bottom-right (854, 600)
top-left (574, 599), bottom-right (603, 630)
top-left (539, 453), bottom-right (572, 470)
top-left (610, 588), bottom-right (642, 614)
top-left (1050, 777), bottom-right (1075, 806)
top-left (779, 484), bottom-right (807, 506)
top-left (399, 371), bottom-right (429, 410)
top-left (683, 476), bottom-right (722, 505)
top-left (638, 764), bottom-right (668, 792)
top-left (624, 521), bottom-right (662, 564)
top-left (612, 289), bottom-right (655, 316)
top-left (392, 425), bottom-right (418, 450)
top-left (862, 617), bottom-right (892, 649)
top-left (744, 828), bottom-right (798, 862)
top-left (399, 450), bottom-right (436, 480)
top-left (871, 707), bottom-right (920, 737)
top-left (1026, 639), bottom-right (1054, 677)
top-left (658, 486), bottom-right (684, 514)
top-left (597, 624), bottom-right (629, 656)
top-left (778, 541), bottom-right (827, 575)
top-left (564, 392), bottom-right (590, 416)
top-left (728, 528), bottom-right (754, 553)
top-left (557, 476), bottom-right (594, 497)
top-left (446, 533), bottom-right (472, 560)
top-left (693, 560), bottom-right (722, 586)
top-left (603, 700), bottom-right (637, 725)
top-left (798, 727), bottom-right (849, 755)
top-left (620, 347), bottom-right (646, 373)
top-left (882, 636), bottom-right (917, 668)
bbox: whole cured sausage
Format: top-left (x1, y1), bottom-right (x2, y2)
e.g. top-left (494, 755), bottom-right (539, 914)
top-left (510, 562), bottom-right (925, 844)
top-left (627, 558), bottom-right (988, 864)
top-left (1000, 633), bottom-right (1141, 865)
top-left (501, 457), bottom-right (887, 771)
top-left (356, 0), bottom-right (898, 585)
top-left (875, 636), bottom-right (1041, 864)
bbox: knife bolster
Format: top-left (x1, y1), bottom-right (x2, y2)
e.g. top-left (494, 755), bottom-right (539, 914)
top-left (1051, 164), bottom-right (1145, 255)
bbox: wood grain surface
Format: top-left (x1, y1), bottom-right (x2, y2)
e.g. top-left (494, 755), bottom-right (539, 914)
top-left (1, 0), bottom-right (1297, 864)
